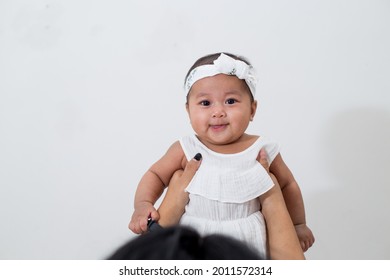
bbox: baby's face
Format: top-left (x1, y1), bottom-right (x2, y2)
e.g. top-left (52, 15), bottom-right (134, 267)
top-left (186, 74), bottom-right (257, 148)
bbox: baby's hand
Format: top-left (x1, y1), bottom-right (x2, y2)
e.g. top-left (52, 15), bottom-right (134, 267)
top-left (295, 224), bottom-right (315, 252)
top-left (128, 202), bottom-right (159, 234)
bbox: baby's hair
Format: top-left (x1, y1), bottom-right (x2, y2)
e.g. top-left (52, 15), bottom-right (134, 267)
top-left (184, 52), bottom-right (254, 102)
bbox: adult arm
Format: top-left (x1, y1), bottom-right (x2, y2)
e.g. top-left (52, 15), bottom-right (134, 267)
top-left (259, 150), bottom-right (305, 259)
top-left (157, 154), bottom-right (202, 227)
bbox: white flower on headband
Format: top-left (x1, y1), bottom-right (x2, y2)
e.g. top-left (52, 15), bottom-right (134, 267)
top-left (184, 53), bottom-right (257, 97)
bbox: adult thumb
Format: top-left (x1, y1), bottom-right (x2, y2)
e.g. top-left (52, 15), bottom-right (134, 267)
top-left (257, 148), bottom-right (269, 172)
top-left (181, 153), bottom-right (202, 185)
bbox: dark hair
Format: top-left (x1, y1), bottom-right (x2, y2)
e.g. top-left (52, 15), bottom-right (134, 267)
top-left (184, 52), bottom-right (254, 102)
top-left (107, 226), bottom-right (262, 260)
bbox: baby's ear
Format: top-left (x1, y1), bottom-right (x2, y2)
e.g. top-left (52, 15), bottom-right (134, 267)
top-left (185, 103), bottom-right (190, 117)
top-left (251, 100), bottom-right (258, 120)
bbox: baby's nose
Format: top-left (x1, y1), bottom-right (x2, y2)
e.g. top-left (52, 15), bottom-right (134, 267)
top-left (212, 105), bottom-right (226, 118)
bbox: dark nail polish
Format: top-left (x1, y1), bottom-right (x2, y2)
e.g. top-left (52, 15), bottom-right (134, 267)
top-left (194, 153), bottom-right (202, 161)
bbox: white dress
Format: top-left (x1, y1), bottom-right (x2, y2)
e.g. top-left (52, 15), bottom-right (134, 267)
top-left (179, 134), bottom-right (280, 259)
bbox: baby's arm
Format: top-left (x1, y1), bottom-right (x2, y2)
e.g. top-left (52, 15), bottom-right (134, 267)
top-left (269, 154), bottom-right (315, 251)
top-left (129, 141), bottom-right (185, 234)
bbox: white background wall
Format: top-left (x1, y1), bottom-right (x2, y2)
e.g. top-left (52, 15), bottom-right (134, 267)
top-left (0, 0), bottom-right (389, 259)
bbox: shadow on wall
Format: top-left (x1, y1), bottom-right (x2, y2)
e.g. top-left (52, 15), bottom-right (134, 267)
top-left (306, 107), bottom-right (390, 259)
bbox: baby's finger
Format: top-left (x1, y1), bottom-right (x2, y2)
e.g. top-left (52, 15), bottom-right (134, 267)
top-left (307, 239), bottom-right (314, 249)
top-left (301, 241), bottom-right (307, 252)
top-left (150, 209), bottom-right (160, 221)
top-left (130, 221), bottom-right (142, 234)
top-left (305, 240), bottom-right (311, 252)
top-left (139, 217), bottom-right (148, 233)
top-left (128, 221), bottom-right (135, 232)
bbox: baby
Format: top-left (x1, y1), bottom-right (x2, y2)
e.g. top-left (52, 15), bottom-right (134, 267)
top-left (129, 52), bottom-right (314, 255)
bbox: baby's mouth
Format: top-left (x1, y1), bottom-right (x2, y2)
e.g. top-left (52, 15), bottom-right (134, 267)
top-left (210, 124), bottom-right (228, 131)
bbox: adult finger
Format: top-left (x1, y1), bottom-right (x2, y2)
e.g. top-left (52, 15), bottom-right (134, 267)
top-left (257, 148), bottom-right (269, 171)
top-left (180, 153), bottom-right (202, 186)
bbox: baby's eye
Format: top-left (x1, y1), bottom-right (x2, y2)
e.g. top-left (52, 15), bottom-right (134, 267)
top-left (200, 100), bottom-right (210, 106)
top-left (226, 98), bottom-right (237, 105)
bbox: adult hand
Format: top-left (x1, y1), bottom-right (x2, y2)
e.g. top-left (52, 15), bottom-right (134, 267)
top-left (157, 153), bottom-right (202, 227)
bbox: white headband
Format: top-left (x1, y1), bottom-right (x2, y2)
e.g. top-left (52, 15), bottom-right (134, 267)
top-left (184, 53), bottom-right (257, 97)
